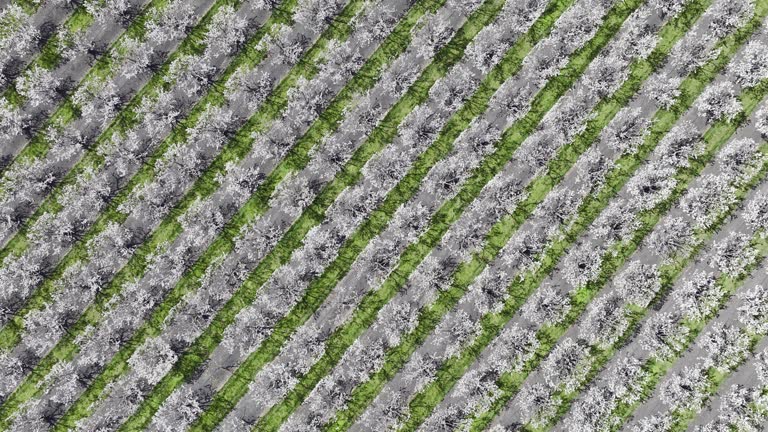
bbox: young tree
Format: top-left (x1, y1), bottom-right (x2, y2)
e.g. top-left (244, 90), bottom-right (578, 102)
top-left (716, 384), bottom-right (760, 431)
top-left (697, 322), bottom-right (750, 372)
top-left (147, 0), bottom-right (196, 44)
top-left (73, 78), bottom-right (121, 126)
top-left (117, 36), bottom-right (153, 79)
top-left (269, 172), bottom-right (316, 218)
top-left (646, 216), bottom-right (694, 261)
top-left (541, 337), bottom-right (589, 393)
top-left (632, 414), bottom-right (673, 432)
top-left (378, 299), bottom-right (417, 346)
top-left (754, 347), bottom-right (768, 386)
top-left (440, 309), bottom-right (481, 358)
top-left (516, 382), bottom-right (557, 427)
top-left (616, 11), bottom-right (658, 61)
top-left (669, 32), bottom-right (716, 77)
top-left (85, 0), bottom-right (130, 24)
top-left (585, 52), bottom-right (629, 98)
top-left (413, 13), bottom-right (454, 59)
top-left (606, 355), bottom-right (647, 404)
top-left (575, 147), bottom-right (614, 194)
top-left (357, 2), bottom-right (397, 45)
top-left (425, 156), bottom-right (470, 199)
top-left (517, 129), bottom-right (562, 174)
top-left (648, 0), bottom-right (689, 17)
top-left (737, 284), bottom-right (768, 333)
top-left (534, 186), bottom-right (580, 235)
top-left (295, 0), bottom-right (340, 33)
top-left (204, 4), bottom-right (248, 57)
top-left (0, 99), bottom-right (22, 151)
top-left (466, 28), bottom-right (505, 73)
top-left (659, 366), bottom-right (709, 412)
top-left (755, 103), bottom-right (768, 139)
top-left (0, 5), bottom-right (38, 63)
top-left (16, 65), bottom-right (61, 107)
top-left (656, 120), bottom-right (703, 168)
top-left (430, 65), bottom-right (477, 112)
top-left (647, 74), bottom-right (682, 110)
top-left (564, 385), bottom-right (616, 432)
top-left (488, 324), bottom-right (539, 374)
top-left (717, 137), bottom-right (761, 179)
top-left (680, 174), bottom-right (735, 229)
top-left (708, 0), bottom-right (754, 38)
top-left (580, 293), bottom-right (630, 349)
top-left (593, 200), bottom-right (640, 244)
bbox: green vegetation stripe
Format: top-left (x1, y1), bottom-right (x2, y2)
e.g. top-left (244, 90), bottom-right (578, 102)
top-left (115, 0), bottom-right (509, 430)
top-left (372, 1), bottom-right (713, 430)
top-left (466, 12), bottom-right (768, 431)
top-left (322, 0), bottom-right (695, 430)
top-left (0, 0), bottom-right (293, 351)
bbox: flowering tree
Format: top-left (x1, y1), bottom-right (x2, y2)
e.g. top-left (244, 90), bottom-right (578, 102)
top-left (639, 312), bottom-right (690, 360)
top-left (708, 232), bottom-right (757, 277)
top-left (614, 260), bottom-right (661, 307)
top-left (562, 241), bottom-right (604, 288)
top-left (673, 270), bottom-right (722, 321)
top-left (695, 81), bottom-right (742, 123)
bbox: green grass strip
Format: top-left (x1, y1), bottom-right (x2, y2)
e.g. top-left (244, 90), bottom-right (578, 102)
top-left (115, 0), bottom-right (510, 430)
top-left (0, 0), bottom-right (271, 352)
top-left (525, 144), bottom-right (768, 432)
top-left (238, 0), bottom-right (648, 430)
top-left (0, 0), bottom-right (173, 179)
top-left (187, 0), bottom-right (582, 430)
top-left (362, 1), bottom-right (713, 430)
top-left (466, 24), bottom-right (768, 432)
top-left (0, 0), bottom-right (300, 427)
